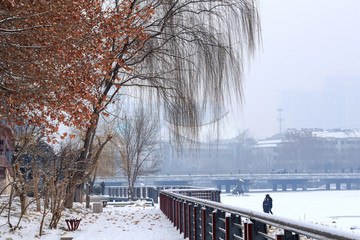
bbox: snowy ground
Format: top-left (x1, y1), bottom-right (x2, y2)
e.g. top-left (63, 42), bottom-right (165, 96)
top-left (1, 190), bottom-right (359, 239)
top-left (221, 190), bottom-right (360, 235)
top-left (68, 204), bottom-right (184, 240)
top-left (0, 199), bottom-right (183, 240)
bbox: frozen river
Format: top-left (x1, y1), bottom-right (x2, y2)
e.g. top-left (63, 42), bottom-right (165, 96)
top-left (221, 190), bottom-right (360, 235)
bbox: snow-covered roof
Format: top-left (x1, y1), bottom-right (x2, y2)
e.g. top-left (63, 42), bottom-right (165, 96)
top-left (257, 139), bottom-right (282, 145)
top-left (255, 143), bottom-right (278, 148)
top-left (312, 129), bottom-right (360, 139)
top-left (255, 139), bottom-right (282, 148)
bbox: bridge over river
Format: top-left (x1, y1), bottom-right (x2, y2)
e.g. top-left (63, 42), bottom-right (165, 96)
top-left (101, 173), bottom-right (360, 193)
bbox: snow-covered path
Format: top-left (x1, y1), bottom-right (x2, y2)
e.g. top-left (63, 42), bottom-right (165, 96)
top-left (69, 205), bottom-right (184, 240)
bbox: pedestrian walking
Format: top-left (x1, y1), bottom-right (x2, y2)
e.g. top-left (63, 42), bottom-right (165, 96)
top-left (263, 194), bottom-right (273, 214)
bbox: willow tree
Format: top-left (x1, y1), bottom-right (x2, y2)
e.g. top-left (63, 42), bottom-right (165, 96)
top-left (65, 0), bottom-right (261, 205)
top-left (121, 0), bottom-right (261, 142)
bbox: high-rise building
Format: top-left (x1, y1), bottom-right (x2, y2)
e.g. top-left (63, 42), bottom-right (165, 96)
top-left (324, 76), bottom-right (360, 129)
top-left (281, 76), bottom-right (360, 130)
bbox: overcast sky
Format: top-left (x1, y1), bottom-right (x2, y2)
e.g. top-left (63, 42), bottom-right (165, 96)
top-left (238, 0), bottom-right (360, 139)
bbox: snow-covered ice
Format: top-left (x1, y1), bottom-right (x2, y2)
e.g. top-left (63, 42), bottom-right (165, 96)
top-left (221, 190), bottom-right (360, 235)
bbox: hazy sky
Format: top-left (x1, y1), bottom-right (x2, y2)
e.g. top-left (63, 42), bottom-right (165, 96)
top-left (239, 0), bottom-right (360, 138)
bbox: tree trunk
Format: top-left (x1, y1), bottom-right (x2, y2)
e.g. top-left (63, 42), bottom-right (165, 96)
top-left (39, 185), bottom-right (50, 236)
top-left (19, 189), bottom-right (28, 215)
top-left (86, 183), bottom-right (90, 208)
top-left (49, 210), bottom-right (61, 229)
top-left (64, 189), bottom-right (74, 209)
top-left (74, 184), bottom-right (83, 203)
top-left (130, 179), bottom-right (137, 201)
top-left (33, 180), bottom-right (41, 212)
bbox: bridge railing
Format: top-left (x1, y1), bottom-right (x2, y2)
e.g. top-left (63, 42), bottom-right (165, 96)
top-left (160, 189), bottom-right (360, 240)
top-left (164, 188), bottom-right (221, 202)
top-left (108, 186), bottom-right (158, 203)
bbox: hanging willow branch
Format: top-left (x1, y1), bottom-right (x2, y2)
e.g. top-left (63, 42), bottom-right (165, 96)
top-left (111, 0), bottom-right (261, 143)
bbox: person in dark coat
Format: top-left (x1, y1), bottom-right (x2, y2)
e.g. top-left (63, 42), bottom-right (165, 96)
top-left (263, 197), bottom-right (270, 213)
top-left (266, 194), bottom-right (273, 214)
top-left (263, 194), bottom-right (273, 214)
top-left (100, 181), bottom-right (105, 195)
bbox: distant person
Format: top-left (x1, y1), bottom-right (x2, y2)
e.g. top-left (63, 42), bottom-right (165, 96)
top-left (100, 181), bottom-right (105, 195)
top-left (263, 194), bottom-right (273, 214)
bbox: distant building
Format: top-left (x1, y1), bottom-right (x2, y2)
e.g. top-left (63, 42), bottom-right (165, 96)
top-left (261, 128), bottom-right (360, 173)
top-left (0, 125), bottom-right (14, 195)
top-left (281, 76), bottom-right (360, 130)
top-left (324, 76), bottom-right (360, 129)
top-left (253, 136), bottom-right (282, 172)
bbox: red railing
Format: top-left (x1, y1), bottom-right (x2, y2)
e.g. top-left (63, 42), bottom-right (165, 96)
top-left (160, 189), bottom-right (360, 240)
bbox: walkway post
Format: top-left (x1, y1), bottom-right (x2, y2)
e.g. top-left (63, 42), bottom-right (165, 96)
top-left (183, 202), bottom-right (188, 238)
top-left (225, 213), bottom-right (241, 240)
top-left (212, 210), bottom-right (218, 240)
top-left (175, 200), bottom-right (178, 229)
top-left (179, 200), bottom-right (183, 234)
top-left (201, 208), bottom-right (207, 240)
top-left (188, 203), bottom-right (193, 240)
top-left (194, 205), bottom-right (201, 240)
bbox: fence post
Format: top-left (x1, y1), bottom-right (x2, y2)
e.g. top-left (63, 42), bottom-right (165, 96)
top-left (179, 200), bottom-right (183, 234)
top-left (194, 205), bottom-right (201, 240)
top-left (226, 213), bottom-right (242, 240)
top-left (244, 221), bottom-right (252, 240)
top-left (212, 210), bottom-right (219, 240)
top-left (201, 208), bottom-right (207, 240)
top-left (225, 216), bottom-right (230, 240)
top-left (188, 203), bottom-right (193, 240)
top-left (175, 200), bottom-right (179, 229)
top-left (201, 207), bottom-right (212, 240)
top-left (183, 201), bottom-right (188, 239)
top-left (164, 194), bottom-right (168, 218)
top-left (143, 187), bottom-right (146, 198)
top-left (276, 230), bottom-right (300, 240)
top-left (169, 197), bottom-right (173, 223)
top-left (137, 187), bottom-right (141, 199)
top-left (159, 193), bottom-right (163, 212)
top-left (149, 187), bottom-right (158, 203)
top-left (162, 194), bottom-right (167, 217)
top-left (172, 198), bottom-right (175, 224)
top-left (248, 220), bottom-right (267, 240)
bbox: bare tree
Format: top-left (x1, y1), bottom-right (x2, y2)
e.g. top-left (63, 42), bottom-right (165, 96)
top-left (2, 124), bottom-right (58, 232)
top-left (10, 125), bottom-right (45, 216)
top-left (113, 105), bottom-right (161, 200)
